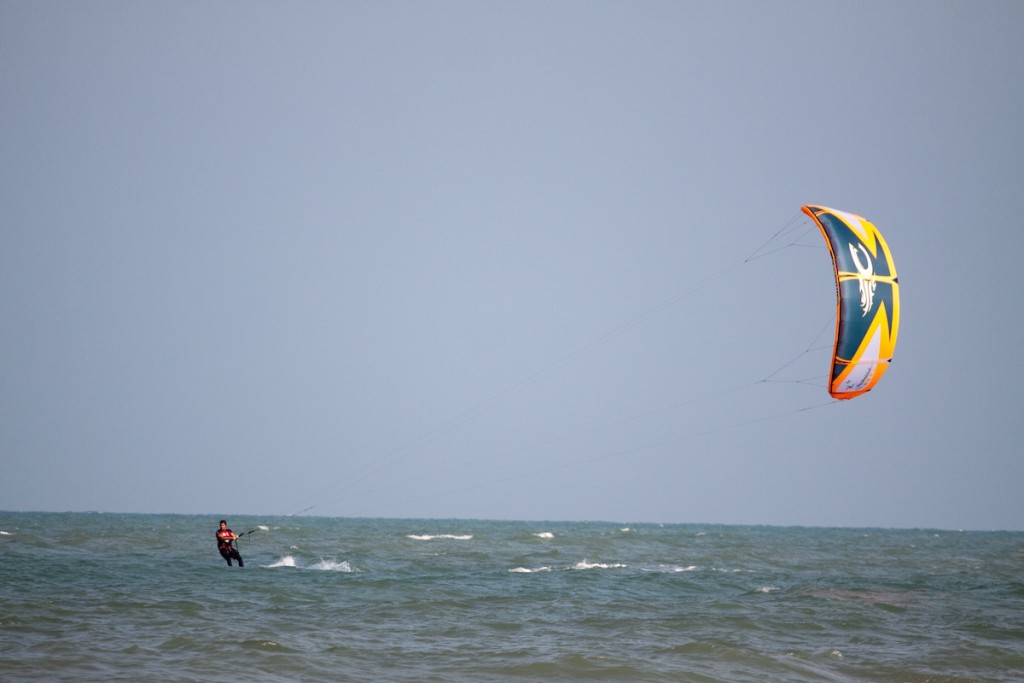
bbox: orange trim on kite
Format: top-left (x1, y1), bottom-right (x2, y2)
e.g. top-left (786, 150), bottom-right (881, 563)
top-left (801, 204), bottom-right (900, 400)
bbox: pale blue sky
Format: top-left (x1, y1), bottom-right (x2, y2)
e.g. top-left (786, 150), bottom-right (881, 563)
top-left (3, 1), bottom-right (1022, 529)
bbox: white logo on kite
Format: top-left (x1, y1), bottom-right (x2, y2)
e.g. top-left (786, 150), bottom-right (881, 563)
top-left (849, 242), bottom-right (876, 316)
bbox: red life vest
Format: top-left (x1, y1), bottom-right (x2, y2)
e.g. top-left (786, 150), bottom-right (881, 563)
top-left (217, 528), bottom-right (235, 549)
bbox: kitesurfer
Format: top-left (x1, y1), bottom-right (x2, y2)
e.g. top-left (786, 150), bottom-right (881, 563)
top-left (216, 520), bottom-right (244, 567)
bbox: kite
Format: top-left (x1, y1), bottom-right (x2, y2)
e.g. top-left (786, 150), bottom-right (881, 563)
top-left (802, 205), bottom-right (900, 399)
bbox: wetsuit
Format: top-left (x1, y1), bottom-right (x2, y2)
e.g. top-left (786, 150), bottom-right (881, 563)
top-left (217, 527), bottom-right (244, 567)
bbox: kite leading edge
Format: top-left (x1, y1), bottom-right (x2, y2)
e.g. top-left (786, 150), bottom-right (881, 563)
top-left (802, 205), bottom-right (900, 399)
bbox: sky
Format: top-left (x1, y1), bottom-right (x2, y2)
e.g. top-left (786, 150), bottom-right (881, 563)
top-left (3, 1), bottom-right (1023, 530)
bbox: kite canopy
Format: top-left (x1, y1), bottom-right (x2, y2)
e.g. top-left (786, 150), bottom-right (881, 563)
top-left (802, 205), bottom-right (900, 399)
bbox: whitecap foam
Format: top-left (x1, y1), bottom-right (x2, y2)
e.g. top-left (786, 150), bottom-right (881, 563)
top-left (532, 532), bottom-right (554, 539)
top-left (508, 566), bottom-right (552, 573)
top-left (660, 564), bottom-right (698, 573)
top-left (309, 559), bottom-right (353, 572)
top-left (257, 525), bottom-right (270, 531)
top-left (267, 556), bottom-right (353, 571)
top-left (755, 585), bottom-right (778, 593)
top-left (406, 534), bottom-right (473, 541)
top-left (267, 556), bottom-right (297, 568)
top-left (574, 560), bottom-right (627, 570)
top-left (0, 530), bottom-right (12, 536)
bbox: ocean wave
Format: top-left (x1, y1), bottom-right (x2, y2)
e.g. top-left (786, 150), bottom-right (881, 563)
top-left (656, 564), bottom-right (699, 573)
top-left (267, 555), bottom-right (297, 568)
top-left (806, 588), bottom-right (917, 607)
top-left (573, 560), bottom-right (627, 570)
top-left (512, 561), bottom-right (629, 572)
top-left (266, 556), bottom-right (353, 572)
top-left (532, 532), bottom-right (554, 539)
top-left (406, 534), bottom-right (473, 541)
top-left (509, 566), bottom-right (552, 573)
top-left (309, 559), bottom-right (353, 572)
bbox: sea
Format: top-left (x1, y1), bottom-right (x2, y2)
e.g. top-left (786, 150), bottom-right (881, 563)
top-left (1, 513), bottom-right (1022, 682)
